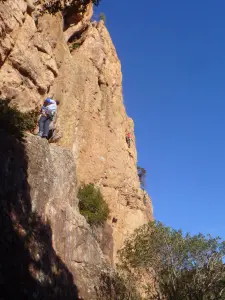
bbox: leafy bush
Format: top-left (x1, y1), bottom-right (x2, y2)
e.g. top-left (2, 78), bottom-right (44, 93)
top-left (70, 42), bottom-right (82, 51)
top-left (119, 221), bottom-right (225, 300)
top-left (78, 184), bottom-right (109, 226)
top-left (0, 100), bottom-right (39, 138)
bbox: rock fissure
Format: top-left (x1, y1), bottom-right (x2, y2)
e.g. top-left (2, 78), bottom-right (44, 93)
top-left (34, 44), bottom-right (50, 55)
top-left (12, 61), bottom-right (38, 85)
top-left (0, 44), bottom-right (13, 68)
top-left (45, 62), bottom-right (58, 77)
top-left (13, 12), bottom-right (25, 26)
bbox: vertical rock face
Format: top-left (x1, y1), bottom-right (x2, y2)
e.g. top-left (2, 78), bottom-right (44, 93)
top-left (0, 0), bottom-right (153, 298)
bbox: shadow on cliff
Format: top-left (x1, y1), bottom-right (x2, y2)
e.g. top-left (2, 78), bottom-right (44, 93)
top-left (0, 101), bottom-right (79, 300)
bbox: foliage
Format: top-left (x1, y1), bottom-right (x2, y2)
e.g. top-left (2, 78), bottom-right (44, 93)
top-left (78, 184), bottom-right (109, 226)
top-left (99, 12), bottom-right (106, 22)
top-left (98, 270), bottom-right (142, 300)
top-left (137, 166), bottom-right (146, 189)
top-left (119, 221), bottom-right (225, 300)
top-left (70, 42), bottom-right (82, 51)
top-left (72, 42), bottom-right (81, 49)
top-left (0, 100), bottom-right (39, 138)
top-left (42, 0), bottom-right (101, 15)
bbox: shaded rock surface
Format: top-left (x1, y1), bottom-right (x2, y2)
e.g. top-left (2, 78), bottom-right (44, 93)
top-left (0, 132), bottom-right (104, 300)
top-left (0, 0), bottom-right (154, 298)
top-left (27, 135), bottom-right (104, 298)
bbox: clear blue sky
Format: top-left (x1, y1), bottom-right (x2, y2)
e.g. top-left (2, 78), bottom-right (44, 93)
top-left (96, 0), bottom-right (225, 239)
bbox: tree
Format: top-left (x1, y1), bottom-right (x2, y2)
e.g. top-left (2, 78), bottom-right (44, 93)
top-left (137, 166), bottom-right (146, 189)
top-left (119, 221), bottom-right (225, 300)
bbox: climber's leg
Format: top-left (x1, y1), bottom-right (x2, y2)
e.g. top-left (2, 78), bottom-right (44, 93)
top-left (126, 137), bottom-right (131, 148)
top-left (38, 116), bottom-right (46, 137)
top-left (43, 118), bottom-right (51, 138)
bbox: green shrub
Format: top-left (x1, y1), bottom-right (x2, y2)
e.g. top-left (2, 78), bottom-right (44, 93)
top-left (99, 12), bottom-right (106, 22)
top-left (0, 100), bottom-right (39, 138)
top-left (70, 42), bottom-right (82, 50)
top-left (78, 184), bottom-right (109, 226)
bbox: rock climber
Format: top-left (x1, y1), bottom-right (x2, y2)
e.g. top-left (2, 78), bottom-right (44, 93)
top-left (38, 97), bottom-right (57, 139)
top-left (126, 132), bottom-right (132, 148)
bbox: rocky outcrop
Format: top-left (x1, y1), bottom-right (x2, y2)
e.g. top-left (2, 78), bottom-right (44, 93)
top-left (0, 0), bottom-right (153, 298)
top-left (0, 0), bottom-right (58, 111)
top-left (64, 2), bottom-right (93, 42)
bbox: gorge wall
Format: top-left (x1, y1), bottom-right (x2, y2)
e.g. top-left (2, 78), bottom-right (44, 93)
top-left (0, 1), bottom-right (153, 299)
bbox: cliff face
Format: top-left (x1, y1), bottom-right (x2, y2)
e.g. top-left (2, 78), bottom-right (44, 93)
top-left (52, 19), bottom-right (153, 262)
top-left (0, 0), bottom-right (58, 110)
top-left (0, 1), bottom-right (153, 299)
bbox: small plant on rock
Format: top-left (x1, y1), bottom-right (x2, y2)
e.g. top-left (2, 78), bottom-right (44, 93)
top-left (78, 183), bottom-right (109, 226)
top-left (70, 42), bottom-right (82, 51)
top-left (99, 12), bottom-right (106, 22)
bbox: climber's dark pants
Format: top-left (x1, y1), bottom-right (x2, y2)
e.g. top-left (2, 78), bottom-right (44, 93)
top-left (38, 116), bottom-right (51, 137)
top-left (126, 137), bottom-right (131, 148)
